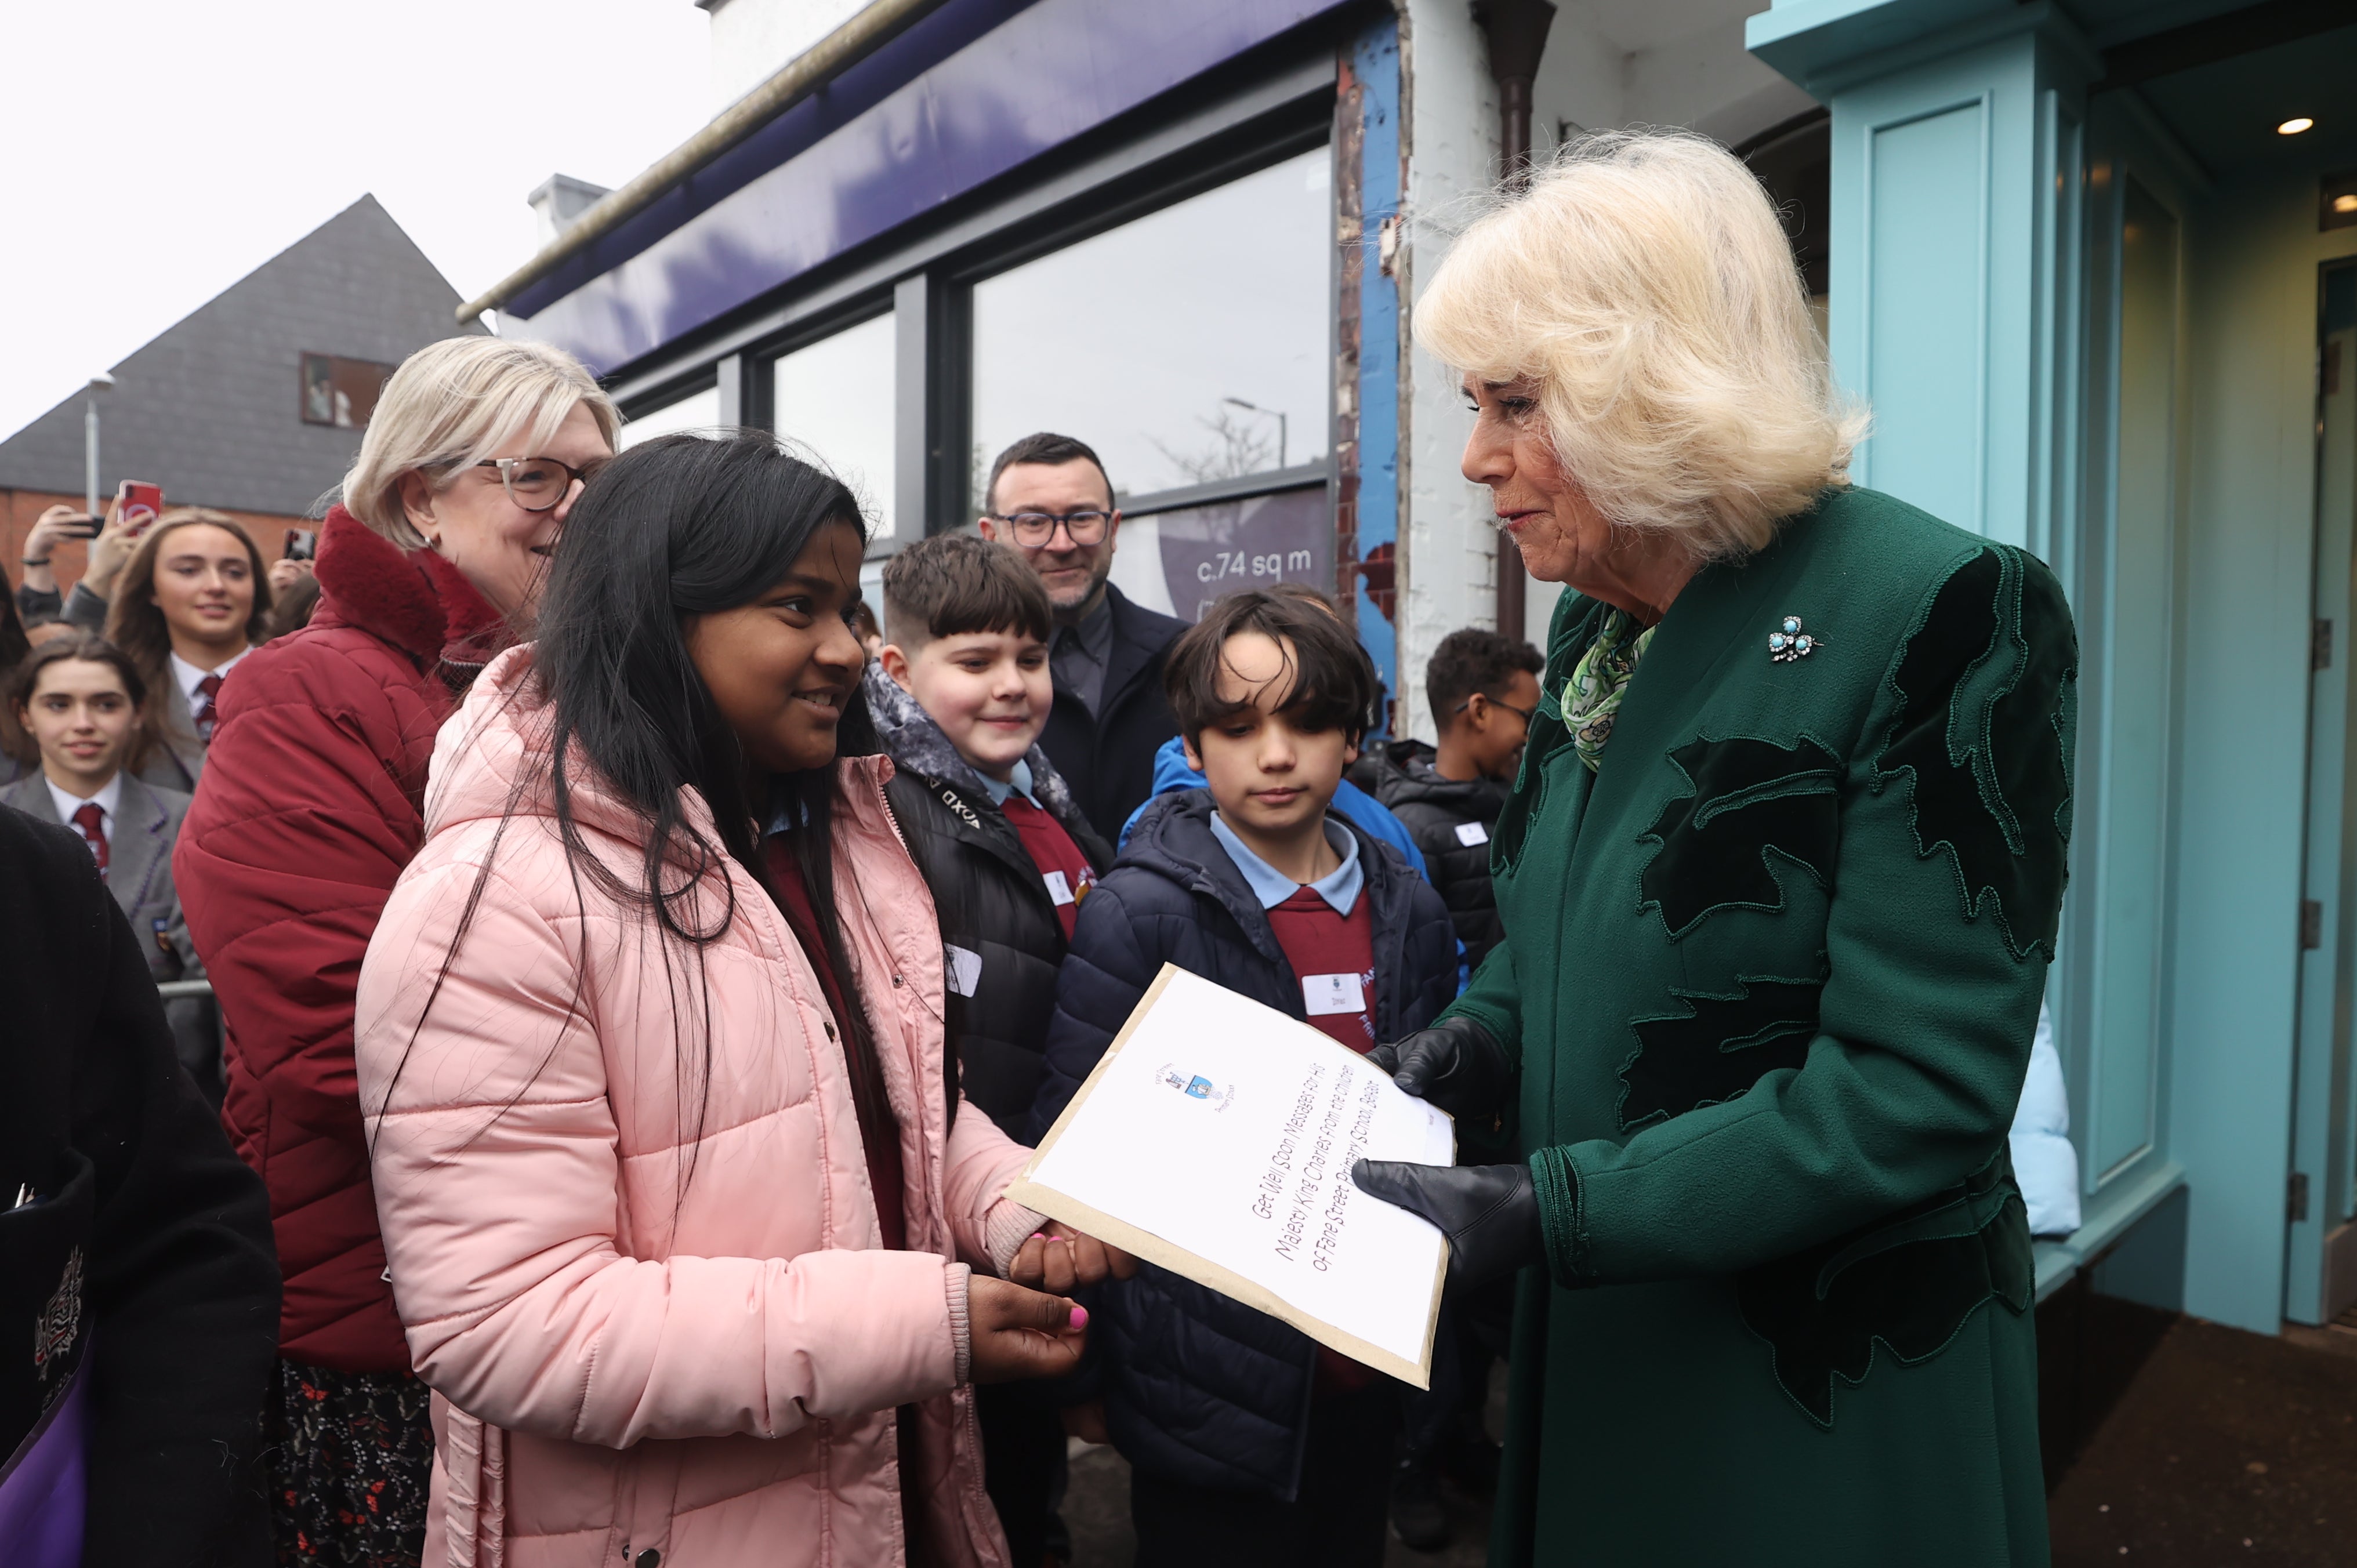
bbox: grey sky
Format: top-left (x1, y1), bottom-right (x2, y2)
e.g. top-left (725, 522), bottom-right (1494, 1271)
top-left (0, 0), bottom-right (711, 443)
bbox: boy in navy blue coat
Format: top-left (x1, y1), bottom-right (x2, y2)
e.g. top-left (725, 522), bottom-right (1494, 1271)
top-left (1029, 590), bottom-right (1459, 1568)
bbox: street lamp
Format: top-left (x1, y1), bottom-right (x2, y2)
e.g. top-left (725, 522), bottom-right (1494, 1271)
top-left (84, 372), bottom-right (114, 518)
top-left (1222, 396), bottom-right (1288, 470)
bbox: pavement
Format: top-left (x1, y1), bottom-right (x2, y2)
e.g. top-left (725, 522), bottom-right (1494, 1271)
top-left (1051, 1296), bottom-right (2357, 1567)
top-left (1059, 1438), bottom-right (1492, 1568)
top-left (2046, 1304), bottom-right (2357, 1566)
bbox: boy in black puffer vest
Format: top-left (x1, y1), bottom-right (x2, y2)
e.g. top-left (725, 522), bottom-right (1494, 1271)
top-left (1375, 629), bottom-right (1543, 974)
top-left (866, 533), bottom-right (1114, 1566)
top-left (1369, 629), bottom-right (1540, 1548)
top-left (1030, 590), bottom-right (1458, 1568)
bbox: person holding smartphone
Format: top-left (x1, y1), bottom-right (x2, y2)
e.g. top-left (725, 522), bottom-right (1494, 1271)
top-left (267, 528), bottom-right (317, 601)
top-left (0, 585), bottom-right (31, 785)
top-left (102, 509), bottom-right (274, 793)
top-left (17, 488), bottom-right (158, 630)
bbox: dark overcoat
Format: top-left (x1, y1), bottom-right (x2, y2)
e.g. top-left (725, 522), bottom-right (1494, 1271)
top-left (1036, 583), bottom-right (1189, 840)
top-left (0, 802), bottom-right (280, 1566)
top-left (2, 771), bottom-right (216, 1094)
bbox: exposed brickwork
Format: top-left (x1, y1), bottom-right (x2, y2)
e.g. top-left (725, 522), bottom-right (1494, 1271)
top-left (4, 487), bottom-right (313, 595)
top-left (0, 195), bottom-right (481, 521)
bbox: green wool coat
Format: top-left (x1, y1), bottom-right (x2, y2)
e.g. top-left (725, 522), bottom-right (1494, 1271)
top-left (1449, 487), bottom-right (2075, 1567)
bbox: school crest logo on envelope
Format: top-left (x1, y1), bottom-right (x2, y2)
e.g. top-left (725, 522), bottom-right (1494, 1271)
top-left (1155, 1064), bottom-right (1236, 1111)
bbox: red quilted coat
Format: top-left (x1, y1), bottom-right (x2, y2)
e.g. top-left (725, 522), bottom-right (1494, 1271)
top-left (175, 505), bottom-right (508, 1370)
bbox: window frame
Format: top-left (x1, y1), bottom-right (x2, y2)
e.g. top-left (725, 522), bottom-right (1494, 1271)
top-left (951, 131), bottom-right (1337, 527)
top-left (597, 37), bottom-right (1344, 565)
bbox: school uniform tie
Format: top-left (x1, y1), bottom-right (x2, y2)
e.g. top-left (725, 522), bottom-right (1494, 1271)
top-left (71, 803), bottom-right (108, 880)
top-left (193, 672), bottom-right (223, 743)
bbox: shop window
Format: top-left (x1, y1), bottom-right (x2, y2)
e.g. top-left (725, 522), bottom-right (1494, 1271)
top-left (619, 384), bottom-right (720, 448)
top-left (773, 311), bottom-right (896, 535)
top-left (1108, 482), bottom-right (1329, 620)
top-left (968, 146), bottom-right (1332, 510)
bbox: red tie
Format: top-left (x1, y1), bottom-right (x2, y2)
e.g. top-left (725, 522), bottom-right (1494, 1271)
top-left (194, 672), bottom-right (223, 743)
top-left (71, 803), bottom-right (108, 879)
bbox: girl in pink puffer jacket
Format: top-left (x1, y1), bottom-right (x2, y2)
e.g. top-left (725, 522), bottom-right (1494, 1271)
top-left (356, 433), bottom-right (1118, 1567)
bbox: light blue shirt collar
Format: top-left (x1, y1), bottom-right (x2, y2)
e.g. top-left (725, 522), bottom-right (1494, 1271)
top-left (1209, 813), bottom-right (1362, 916)
top-left (980, 757), bottom-right (1038, 809)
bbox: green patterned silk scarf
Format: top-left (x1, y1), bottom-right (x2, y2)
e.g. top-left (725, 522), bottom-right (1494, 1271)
top-left (1562, 609), bottom-right (1657, 772)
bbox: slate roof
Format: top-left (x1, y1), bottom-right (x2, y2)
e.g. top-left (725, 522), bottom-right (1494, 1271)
top-left (0, 195), bottom-right (485, 518)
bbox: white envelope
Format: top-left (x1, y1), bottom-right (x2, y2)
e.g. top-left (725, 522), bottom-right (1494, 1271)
top-left (1009, 964), bottom-right (1455, 1386)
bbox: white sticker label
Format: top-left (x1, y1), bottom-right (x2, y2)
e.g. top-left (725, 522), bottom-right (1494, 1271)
top-left (945, 945), bottom-right (982, 999)
top-left (1455, 821), bottom-right (1491, 847)
top-left (1302, 972), bottom-right (1368, 1017)
top-left (1043, 870), bottom-right (1075, 906)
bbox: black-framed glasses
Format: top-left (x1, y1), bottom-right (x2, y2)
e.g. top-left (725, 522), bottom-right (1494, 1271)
top-left (989, 508), bottom-right (1114, 547)
top-left (1455, 696), bottom-right (1535, 725)
top-left (476, 456), bottom-right (603, 512)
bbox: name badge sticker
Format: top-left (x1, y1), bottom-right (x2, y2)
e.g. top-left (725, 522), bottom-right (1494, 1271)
top-left (1455, 821), bottom-right (1490, 847)
top-left (945, 945), bottom-right (983, 999)
top-left (1303, 972), bottom-right (1367, 1017)
top-left (1043, 870), bottom-right (1075, 906)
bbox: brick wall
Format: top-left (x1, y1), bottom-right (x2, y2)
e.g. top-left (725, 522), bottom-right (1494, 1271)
top-left (3, 487), bottom-right (313, 596)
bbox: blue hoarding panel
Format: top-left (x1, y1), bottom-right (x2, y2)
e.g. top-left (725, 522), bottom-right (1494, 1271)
top-left (1351, 17), bottom-right (1400, 736)
top-left (513, 0), bottom-right (1347, 373)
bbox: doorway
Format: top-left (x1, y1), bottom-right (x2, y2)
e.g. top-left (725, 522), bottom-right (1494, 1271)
top-left (2293, 256), bottom-right (2357, 1326)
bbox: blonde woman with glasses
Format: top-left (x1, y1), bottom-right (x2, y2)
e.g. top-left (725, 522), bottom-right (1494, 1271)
top-left (1349, 130), bottom-right (2075, 1567)
top-left (172, 335), bottom-right (618, 1567)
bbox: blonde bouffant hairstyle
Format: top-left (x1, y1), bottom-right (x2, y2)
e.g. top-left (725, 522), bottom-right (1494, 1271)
top-left (341, 336), bottom-right (621, 549)
top-left (1415, 128), bottom-right (1866, 560)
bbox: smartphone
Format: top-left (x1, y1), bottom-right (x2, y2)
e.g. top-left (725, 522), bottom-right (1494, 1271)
top-left (283, 528), bottom-right (318, 562)
top-left (117, 481), bottom-right (163, 531)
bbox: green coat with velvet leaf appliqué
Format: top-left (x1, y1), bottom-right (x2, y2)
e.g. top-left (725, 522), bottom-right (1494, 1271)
top-left (1451, 488), bottom-right (2073, 1568)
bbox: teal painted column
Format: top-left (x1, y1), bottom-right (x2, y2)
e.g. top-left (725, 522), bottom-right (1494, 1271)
top-left (1749, 1), bottom-right (2224, 1301)
top-left (1753, 0), bottom-right (2095, 557)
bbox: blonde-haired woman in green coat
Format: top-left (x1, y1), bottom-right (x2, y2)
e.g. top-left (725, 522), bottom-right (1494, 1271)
top-left (1353, 129), bottom-right (2072, 1567)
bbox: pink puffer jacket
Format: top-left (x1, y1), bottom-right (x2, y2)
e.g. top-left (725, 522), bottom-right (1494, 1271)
top-left (356, 646), bottom-right (1036, 1568)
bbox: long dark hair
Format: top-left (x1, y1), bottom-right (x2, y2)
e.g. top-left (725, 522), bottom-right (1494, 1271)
top-left (536, 430), bottom-right (877, 929)
top-left (0, 578), bottom-right (28, 673)
top-left (381, 430), bottom-right (881, 1185)
top-left (0, 585), bottom-right (30, 767)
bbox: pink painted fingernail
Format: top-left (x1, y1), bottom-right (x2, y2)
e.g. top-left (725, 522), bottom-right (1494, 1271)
top-left (1069, 1306), bottom-right (1089, 1330)
top-left (1029, 1230), bottom-right (1050, 1242)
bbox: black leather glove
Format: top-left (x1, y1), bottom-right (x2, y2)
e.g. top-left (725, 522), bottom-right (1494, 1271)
top-left (1351, 1159), bottom-right (1542, 1292)
top-left (1369, 1015), bottom-right (1511, 1125)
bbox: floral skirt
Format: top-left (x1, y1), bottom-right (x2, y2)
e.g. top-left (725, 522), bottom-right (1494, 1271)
top-left (263, 1358), bottom-right (434, 1566)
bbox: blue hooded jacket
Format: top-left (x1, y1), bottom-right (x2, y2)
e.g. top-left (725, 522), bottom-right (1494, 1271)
top-left (1118, 734), bottom-right (1430, 880)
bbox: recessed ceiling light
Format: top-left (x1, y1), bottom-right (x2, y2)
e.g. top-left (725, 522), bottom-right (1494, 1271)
top-left (2279, 117), bottom-right (2316, 135)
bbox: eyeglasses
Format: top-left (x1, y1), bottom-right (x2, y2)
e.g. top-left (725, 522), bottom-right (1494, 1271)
top-left (989, 509), bottom-right (1114, 547)
top-left (476, 456), bottom-right (603, 513)
top-left (1455, 696), bottom-right (1535, 725)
